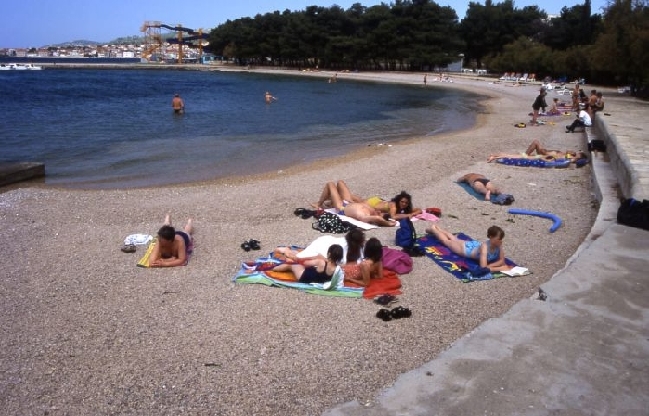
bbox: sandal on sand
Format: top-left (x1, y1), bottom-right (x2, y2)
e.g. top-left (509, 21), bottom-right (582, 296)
top-left (248, 239), bottom-right (261, 250)
top-left (241, 241), bottom-right (251, 252)
top-left (390, 306), bottom-right (412, 319)
top-left (376, 308), bottom-right (392, 321)
top-left (121, 244), bottom-right (136, 253)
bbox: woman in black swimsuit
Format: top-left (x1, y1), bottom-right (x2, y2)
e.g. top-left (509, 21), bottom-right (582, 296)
top-left (273, 244), bottom-right (344, 284)
top-left (457, 173), bottom-right (503, 201)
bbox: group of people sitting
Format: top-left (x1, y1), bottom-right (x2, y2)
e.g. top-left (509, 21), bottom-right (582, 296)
top-left (271, 222), bottom-right (509, 287)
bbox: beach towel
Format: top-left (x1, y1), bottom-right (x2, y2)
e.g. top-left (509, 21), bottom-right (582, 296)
top-left (495, 157), bottom-right (571, 169)
top-left (417, 233), bottom-right (529, 282)
top-left (136, 237), bottom-right (193, 267)
top-left (458, 181), bottom-right (498, 202)
top-left (233, 252), bottom-right (402, 298)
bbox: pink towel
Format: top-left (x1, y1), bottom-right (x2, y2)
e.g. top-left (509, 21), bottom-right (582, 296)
top-left (413, 212), bottom-right (439, 222)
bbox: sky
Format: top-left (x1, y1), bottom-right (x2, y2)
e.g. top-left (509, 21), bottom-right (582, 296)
top-left (2, 0), bottom-right (608, 49)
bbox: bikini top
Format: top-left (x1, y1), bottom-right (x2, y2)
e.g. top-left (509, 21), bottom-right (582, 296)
top-left (485, 241), bottom-right (501, 263)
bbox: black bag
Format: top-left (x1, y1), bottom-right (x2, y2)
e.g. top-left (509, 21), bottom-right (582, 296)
top-left (312, 212), bottom-right (355, 234)
top-left (588, 139), bottom-right (606, 152)
top-left (617, 198), bottom-right (649, 230)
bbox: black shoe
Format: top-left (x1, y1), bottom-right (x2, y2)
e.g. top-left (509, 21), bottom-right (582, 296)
top-left (376, 308), bottom-right (392, 321)
top-left (390, 306), bottom-right (412, 319)
top-left (248, 239), bottom-right (261, 250)
top-left (241, 241), bottom-right (251, 251)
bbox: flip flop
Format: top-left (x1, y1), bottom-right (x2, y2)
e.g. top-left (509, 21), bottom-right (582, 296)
top-left (514, 122), bottom-right (527, 128)
top-left (241, 241), bottom-right (251, 252)
top-left (248, 239), bottom-right (261, 250)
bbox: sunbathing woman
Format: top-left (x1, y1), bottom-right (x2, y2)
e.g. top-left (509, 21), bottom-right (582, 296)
top-left (457, 173), bottom-right (503, 201)
top-left (487, 139), bottom-right (587, 162)
top-left (343, 237), bottom-right (384, 287)
top-left (425, 224), bottom-right (509, 271)
top-left (314, 181), bottom-right (421, 222)
top-left (277, 228), bottom-right (366, 265)
top-left (273, 244), bottom-right (344, 284)
top-left (314, 180), bottom-right (396, 226)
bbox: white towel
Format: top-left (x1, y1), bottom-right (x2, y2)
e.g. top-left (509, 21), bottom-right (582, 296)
top-left (123, 233), bottom-right (153, 246)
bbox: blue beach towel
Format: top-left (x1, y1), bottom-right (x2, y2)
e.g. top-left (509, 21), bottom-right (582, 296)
top-left (496, 157), bottom-right (571, 168)
top-left (457, 182), bottom-right (514, 205)
top-left (417, 233), bottom-right (526, 282)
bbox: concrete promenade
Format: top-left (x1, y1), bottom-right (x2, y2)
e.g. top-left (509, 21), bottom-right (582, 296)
top-left (325, 95), bottom-right (649, 415)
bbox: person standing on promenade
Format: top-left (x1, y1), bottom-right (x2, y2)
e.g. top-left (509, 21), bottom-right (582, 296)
top-left (172, 94), bottom-right (185, 114)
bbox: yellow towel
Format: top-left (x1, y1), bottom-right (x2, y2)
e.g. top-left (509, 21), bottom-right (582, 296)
top-left (137, 238), bottom-right (157, 268)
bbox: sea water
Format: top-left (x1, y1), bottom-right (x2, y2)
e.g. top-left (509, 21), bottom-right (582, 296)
top-left (0, 69), bottom-right (482, 189)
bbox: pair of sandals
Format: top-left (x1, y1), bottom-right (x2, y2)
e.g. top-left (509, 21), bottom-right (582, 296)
top-left (294, 208), bottom-right (317, 219)
top-left (241, 239), bottom-right (261, 252)
top-left (376, 306), bottom-right (412, 321)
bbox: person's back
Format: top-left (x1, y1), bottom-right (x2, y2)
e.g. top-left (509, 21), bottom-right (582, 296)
top-left (172, 94), bottom-right (184, 113)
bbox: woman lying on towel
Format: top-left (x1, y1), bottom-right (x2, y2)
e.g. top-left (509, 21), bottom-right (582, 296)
top-left (425, 224), bottom-right (510, 272)
top-left (457, 173), bottom-right (504, 201)
top-left (342, 237), bottom-right (384, 287)
top-left (272, 244), bottom-right (344, 284)
top-left (487, 139), bottom-right (587, 163)
top-left (314, 180), bottom-right (422, 224)
top-left (276, 228), bottom-right (366, 265)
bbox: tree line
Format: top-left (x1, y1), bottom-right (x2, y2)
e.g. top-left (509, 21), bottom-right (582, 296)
top-left (206, 0), bottom-right (648, 91)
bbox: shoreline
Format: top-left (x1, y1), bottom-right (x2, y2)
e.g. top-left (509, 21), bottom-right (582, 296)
top-left (0, 71), bottom-right (597, 415)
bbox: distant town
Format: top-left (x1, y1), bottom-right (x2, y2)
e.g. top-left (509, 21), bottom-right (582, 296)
top-left (0, 42), bottom-right (217, 64)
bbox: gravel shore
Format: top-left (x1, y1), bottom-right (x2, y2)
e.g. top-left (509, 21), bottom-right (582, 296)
top-left (0, 70), bottom-right (596, 415)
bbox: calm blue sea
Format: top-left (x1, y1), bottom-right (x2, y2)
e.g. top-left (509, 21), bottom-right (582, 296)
top-left (0, 69), bottom-right (482, 189)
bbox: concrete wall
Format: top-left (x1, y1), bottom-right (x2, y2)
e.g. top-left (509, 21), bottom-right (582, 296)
top-left (593, 115), bottom-right (637, 200)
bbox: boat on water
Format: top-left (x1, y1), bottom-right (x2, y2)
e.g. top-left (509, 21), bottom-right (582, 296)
top-left (0, 63), bottom-right (43, 70)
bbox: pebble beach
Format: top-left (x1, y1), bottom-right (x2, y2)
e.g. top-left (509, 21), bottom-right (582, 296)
top-left (0, 70), bottom-right (597, 415)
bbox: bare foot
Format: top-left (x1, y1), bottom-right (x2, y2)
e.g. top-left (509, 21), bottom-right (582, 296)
top-left (184, 218), bottom-right (194, 235)
top-left (164, 212), bottom-right (172, 226)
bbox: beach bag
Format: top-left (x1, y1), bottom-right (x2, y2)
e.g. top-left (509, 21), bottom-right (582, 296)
top-left (395, 218), bottom-right (416, 248)
top-left (382, 247), bottom-right (413, 274)
top-left (313, 212), bottom-right (355, 234)
top-left (395, 218), bottom-right (425, 256)
top-left (617, 198), bottom-right (649, 230)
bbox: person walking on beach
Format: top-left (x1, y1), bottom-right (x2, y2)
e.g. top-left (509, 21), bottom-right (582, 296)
top-left (172, 94), bottom-right (185, 114)
top-left (149, 213), bottom-right (194, 267)
top-left (265, 91), bottom-right (277, 104)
